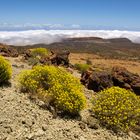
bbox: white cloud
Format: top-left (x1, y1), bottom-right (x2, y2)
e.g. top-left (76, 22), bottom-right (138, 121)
top-left (0, 30), bottom-right (140, 46)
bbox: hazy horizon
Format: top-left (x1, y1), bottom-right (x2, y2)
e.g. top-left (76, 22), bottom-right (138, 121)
top-left (1, 29), bottom-right (140, 46)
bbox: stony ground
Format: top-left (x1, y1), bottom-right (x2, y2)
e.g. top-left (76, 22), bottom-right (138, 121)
top-left (0, 57), bottom-right (139, 140)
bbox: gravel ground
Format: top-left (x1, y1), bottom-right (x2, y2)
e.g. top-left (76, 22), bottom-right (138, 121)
top-left (0, 57), bottom-right (139, 140)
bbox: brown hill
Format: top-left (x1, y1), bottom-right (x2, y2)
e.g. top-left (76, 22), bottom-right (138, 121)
top-left (11, 37), bottom-right (140, 60)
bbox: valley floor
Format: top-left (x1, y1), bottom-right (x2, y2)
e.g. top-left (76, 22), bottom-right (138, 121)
top-left (70, 53), bottom-right (140, 74)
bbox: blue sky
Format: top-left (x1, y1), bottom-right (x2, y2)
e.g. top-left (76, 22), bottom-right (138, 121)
top-left (0, 0), bottom-right (140, 30)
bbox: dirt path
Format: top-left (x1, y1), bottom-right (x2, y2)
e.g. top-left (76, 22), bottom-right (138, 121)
top-left (0, 57), bottom-right (139, 140)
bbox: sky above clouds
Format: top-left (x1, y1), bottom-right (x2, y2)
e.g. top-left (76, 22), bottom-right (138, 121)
top-left (0, 0), bottom-right (140, 30)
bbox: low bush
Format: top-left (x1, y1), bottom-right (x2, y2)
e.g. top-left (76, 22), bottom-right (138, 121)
top-left (92, 86), bottom-right (140, 131)
top-left (18, 65), bottom-right (86, 114)
top-left (17, 69), bottom-right (37, 93)
top-left (74, 63), bottom-right (90, 73)
top-left (0, 56), bottom-right (12, 84)
top-left (27, 48), bottom-right (49, 65)
top-left (31, 48), bottom-right (48, 58)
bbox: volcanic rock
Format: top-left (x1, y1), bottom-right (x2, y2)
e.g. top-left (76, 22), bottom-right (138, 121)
top-left (23, 49), bottom-right (32, 60)
top-left (81, 66), bottom-right (140, 95)
top-left (50, 50), bottom-right (70, 67)
top-left (81, 70), bottom-right (113, 92)
top-left (0, 43), bottom-right (18, 57)
top-left (112, 66), bottom-right (140, 95)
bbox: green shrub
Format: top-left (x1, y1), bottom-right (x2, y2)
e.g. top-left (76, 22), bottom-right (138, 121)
top-left (0, 56), bottom-right (12, 84)
top-left (92, 86), bottom-right (140, 131)
top-left (31, 48), bottom-right (48, 58)
top-left (74, 63), bottom-right (90, 73)
top-left (18, 65), bottom-right (86, 114)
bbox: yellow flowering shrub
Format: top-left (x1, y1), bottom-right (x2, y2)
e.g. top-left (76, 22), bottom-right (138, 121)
top-left (31, 48), bottom-right (48, 58)
top-left (18, 65), bottom-right (86, 114)
top-left (28, 48), bottom-right (49, 65)
top-left (92, 87), bottom-right (140, 131)
top-left (74, 63), bottom-right (90, 73)
top-left (17, 69), bottom-right (39, 93)
top-left (0, 56), bottom-right (12, 84)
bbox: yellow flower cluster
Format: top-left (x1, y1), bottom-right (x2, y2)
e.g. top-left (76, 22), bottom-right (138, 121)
top-left (31, 48), bottom-right (49, 58)
top-left (92, 86), bottom-right (140, 131)
top-left (18, 65), bottom-right (86, 114)
top-left (17, 69), bottom-right (39, 92)
top-left (0, 56), bottom-right (12, 84)
top-left (28, 48), bottom-right (49, 65)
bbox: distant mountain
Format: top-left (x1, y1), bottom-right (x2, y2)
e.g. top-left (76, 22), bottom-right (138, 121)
top-left (107, 38), bottom-right (132, 43)
top-left (63, 37), bottom-right (134, 44)
top-left (11, 37), bottom-right (140, 60)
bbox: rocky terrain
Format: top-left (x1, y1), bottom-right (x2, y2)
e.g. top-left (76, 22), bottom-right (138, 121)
top-left (81, 66), bottom-right (140, 95)
top-left (0, 41), bottom-right (140, 140)
top-left (0, 56), bottom-right (139, 140)
top-left (0, 43), bottom-right (18, 57)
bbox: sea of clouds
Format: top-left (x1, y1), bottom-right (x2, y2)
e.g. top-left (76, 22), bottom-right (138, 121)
top-left (0, 30), bottom-right (140, 46)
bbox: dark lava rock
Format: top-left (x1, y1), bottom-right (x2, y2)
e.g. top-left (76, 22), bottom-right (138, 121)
top-left (112, 66), bottom-right (140, 95)
top-left (0, 43), bottom-right (18, 57)
top-left (40, 50), bottom-right (70, 67)
top-left (81, 66), bottom-right (140, 95)
top-left (50, 50), bottom-right (70, 67)
top-left (23, 49), bottom-right (32, 60)
top-left (81, 70), bottom-right (113, 92)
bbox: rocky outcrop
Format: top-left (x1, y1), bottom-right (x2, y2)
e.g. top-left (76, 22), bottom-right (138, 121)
top-left (24, 49), bottom-right (70, 67)
top-left (81, 70), bottom-right (113, 92)
top-left (0, 44), bottom-right (18, 57)
top-left (40, 51), bottom-right (70, 67)
top-left (23, 49), bottom-right (32, 60)
top-left (112, 66), bottom-right (140, 95)
top-left (50, 50), bottom-right (70, 67)
top-left (81, 66), bottom-right (140, 95)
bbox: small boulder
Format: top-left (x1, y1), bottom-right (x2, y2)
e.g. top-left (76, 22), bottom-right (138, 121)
top-left (50, 50), bottom-right (70, 67)
top-left (81, 70), bottom-right (113, 92)
top-left (23, 49), bottom-right (32, 60)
